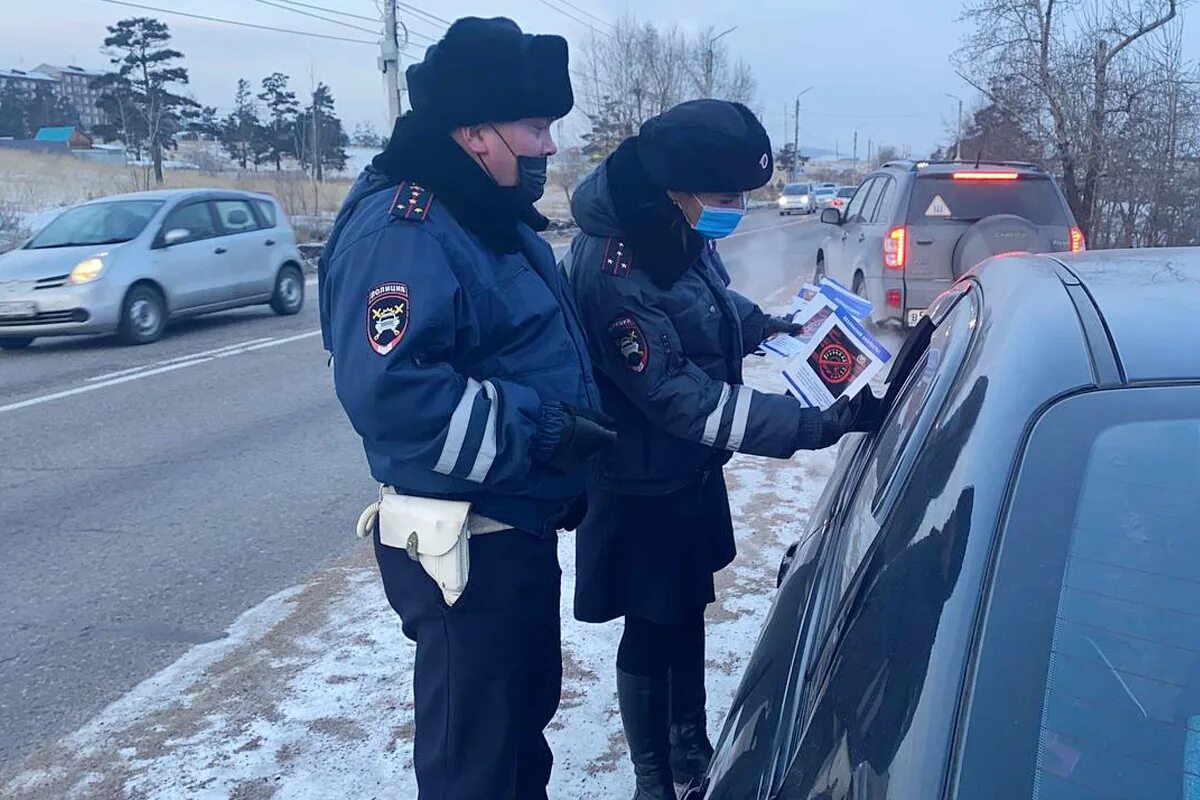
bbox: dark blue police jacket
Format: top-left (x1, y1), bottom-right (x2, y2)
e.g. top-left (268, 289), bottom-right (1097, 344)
top-left (567, 161), bottom-right (816, 496)
top-left (319, 167), bottom-right (601, 536)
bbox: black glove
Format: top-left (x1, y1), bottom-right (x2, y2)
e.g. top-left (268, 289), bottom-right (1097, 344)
top-left (848, 389), bottom-right (886, 433)
top-left (813, 395), bottom-right (857, 449)
top-left (764, 314), bottom-right (804, 339)
top-left (543, 405), bottom-right (617, 473)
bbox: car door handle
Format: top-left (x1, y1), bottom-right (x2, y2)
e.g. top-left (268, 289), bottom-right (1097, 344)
top-left (916, 238), bottom-right (934, 245)
top-left (264, 239), bottom-right (276, 246)
top-left (214, 247), bottom-right (227, 254)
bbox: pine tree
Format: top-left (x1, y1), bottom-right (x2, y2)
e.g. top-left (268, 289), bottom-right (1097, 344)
top-left (220, 79), bottom-right (266, 170)
top-left (99, 16), bottom-right (199, 183)
top-left (295, 83), bottom-right (348, 181)
top-left (258, 72), bottom-right (298, 171)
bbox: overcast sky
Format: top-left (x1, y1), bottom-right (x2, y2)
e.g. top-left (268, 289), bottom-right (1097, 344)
top-left (1, 0), bottom-right (1195, 157)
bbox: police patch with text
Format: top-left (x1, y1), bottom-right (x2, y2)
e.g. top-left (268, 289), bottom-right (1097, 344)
top-left (608, 315), bottom-right (649, 374)
top-left (367, 282), bottom-right (409, 356)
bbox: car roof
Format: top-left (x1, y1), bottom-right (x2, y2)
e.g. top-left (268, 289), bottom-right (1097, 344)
top-left (1051, 247), bottom-right (1200, 383)
top-left (81, 189), bottom-right (272, 205)
top-left (878, 160), bottom-right (1049, 178)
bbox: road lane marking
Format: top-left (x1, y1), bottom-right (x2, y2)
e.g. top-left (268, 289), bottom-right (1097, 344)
top-left (1, 331), bottom-right (323, 416)
top-left (85, 338), bottom-right (278, 382)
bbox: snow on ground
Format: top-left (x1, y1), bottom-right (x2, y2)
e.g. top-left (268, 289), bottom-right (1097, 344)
top-left (0, 357), bottom-right (837, 800)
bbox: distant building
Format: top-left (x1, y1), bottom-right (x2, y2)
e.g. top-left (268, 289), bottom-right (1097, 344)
top-left (32, 65), bottom-right (106, 130)
top-left (0, 68), bottom-right (59, 94)
top-left (34, 126), bottom-right (93, 149)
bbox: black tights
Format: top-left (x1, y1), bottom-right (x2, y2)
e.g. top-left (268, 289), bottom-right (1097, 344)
top-left (617, 611), bottom-right (707, 715)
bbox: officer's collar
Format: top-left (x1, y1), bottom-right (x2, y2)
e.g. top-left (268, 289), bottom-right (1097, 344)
top-left (605, 137), bottom-right (705, 289)
top-left (373, 112), bottom-right (546, 254)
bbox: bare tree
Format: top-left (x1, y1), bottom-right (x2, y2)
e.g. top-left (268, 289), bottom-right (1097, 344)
top-left (577, 15), bottom-right (760, 161)
top-left (957, 0), bottom-right (1184, 238)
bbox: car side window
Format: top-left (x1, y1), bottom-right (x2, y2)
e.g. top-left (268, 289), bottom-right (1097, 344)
top-left (851, 178), bottom-right (885, 224)
top-left (253, 200), bottom-right (277, 228)
top-left (814, 290), bottom-right (978, 638)
top-left (213, 200), bottom-right (259, 235)
top-left (844, 177), bottom-right (876, 223)
top-left (871, 178), bottom-right (896, 224)
top-left (161, 202), bottom-right (218, 244)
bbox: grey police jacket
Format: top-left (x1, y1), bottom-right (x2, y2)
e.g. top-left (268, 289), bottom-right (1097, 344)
top-left (566, 165), bottom-right (826, 495)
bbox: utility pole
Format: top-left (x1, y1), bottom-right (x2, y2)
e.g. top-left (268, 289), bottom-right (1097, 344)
top-left (853, 129), bottom-right (858, 166)
top-left (946, 93), bottom-right (963, 160)
top-left (704, 26), bottom-right (737, 98)
top-left (381, 0), bottom-right (402, 124)
top-left (792, 86), bottom-right (813, 181)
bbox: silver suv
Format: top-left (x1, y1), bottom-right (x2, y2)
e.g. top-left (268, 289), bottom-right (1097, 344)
top-left (0, 189), bottom-right (306, 348)
top-left (815, 160), bottom-right (1082, 327)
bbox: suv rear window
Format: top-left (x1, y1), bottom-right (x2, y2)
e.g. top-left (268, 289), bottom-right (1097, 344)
top-left (955, 387), bottom-right (1200, 799)
top-left (906, 175), bottom-right (1069, 225)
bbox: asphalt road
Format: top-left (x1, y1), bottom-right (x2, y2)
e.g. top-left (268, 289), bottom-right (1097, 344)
top-left (0, 209), bottom-right (829, 767)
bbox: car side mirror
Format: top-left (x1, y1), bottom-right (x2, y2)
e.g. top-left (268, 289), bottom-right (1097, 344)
top-left (163, 228), bottom-right (190, 246)
top-left (821, 208), bottom-right (843, 225)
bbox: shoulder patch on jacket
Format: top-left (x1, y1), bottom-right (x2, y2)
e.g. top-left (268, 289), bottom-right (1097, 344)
top-left (388, 181), bottom-right (435, 222)
top-left (608, 315), bottom-right (648, 374)
top-left (367, 282), bottom-right (409, 355)
top-left (599, 237), bottom-right (634, 277)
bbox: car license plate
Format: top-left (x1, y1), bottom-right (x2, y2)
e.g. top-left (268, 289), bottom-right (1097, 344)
top-left (0, 301), bottom-right (37, 319)
top-left (906, 309), bottom-right (926, 326)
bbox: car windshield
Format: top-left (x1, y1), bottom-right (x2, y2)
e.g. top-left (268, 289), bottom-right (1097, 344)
top-left (783, 185), bottom-right (809, 196)
top-left (837, 187), bottom-right (857, 198)
top-left (906, 175), bottom-right (1069, 225)
top-left (956, 388), bottom-right (1200, 799)
top-left (27, 200), bottom-right (163, 249)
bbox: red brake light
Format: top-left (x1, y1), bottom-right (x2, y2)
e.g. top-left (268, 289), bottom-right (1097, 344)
top-left (884, 226), bottom-right (907, 270)
top-left (886, 289), bottom-right (902, 308)
top-left (952, 171), bottom-right (1019, 181)
top-left (1070, 227), bottom-right (1086, 253)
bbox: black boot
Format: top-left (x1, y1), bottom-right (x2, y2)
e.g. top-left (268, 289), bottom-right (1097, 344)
top-left (617, 668), bottom-right (677, 800)
top-left (669, 705), bottom-right (713, 792)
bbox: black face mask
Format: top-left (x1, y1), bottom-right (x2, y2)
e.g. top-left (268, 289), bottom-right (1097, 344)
top-left (489, 125), bottom-right (548, 206)
top-left (517, 155), bottom-right (548, 205)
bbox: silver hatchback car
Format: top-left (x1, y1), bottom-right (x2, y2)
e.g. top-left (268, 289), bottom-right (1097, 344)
top-left (0, 189), bottom-right (306, 348)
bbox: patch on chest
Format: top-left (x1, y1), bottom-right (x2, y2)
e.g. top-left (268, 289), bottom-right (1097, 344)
top-left (367, 282), bottom-right (409, 356)
top-left (608, 315), bottom-right (649, 374)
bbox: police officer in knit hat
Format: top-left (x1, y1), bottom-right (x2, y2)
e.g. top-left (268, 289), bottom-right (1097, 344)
top-left (566, 99), bottom-right (884, 799)
top-left (319, 17), bottom-right (614, 799)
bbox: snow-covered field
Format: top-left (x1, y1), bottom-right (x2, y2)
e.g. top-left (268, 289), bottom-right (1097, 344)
top-left (1, 357), bottom-right (838, 800)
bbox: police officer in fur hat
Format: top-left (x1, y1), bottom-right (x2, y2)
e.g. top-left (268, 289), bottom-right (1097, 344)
top-left (565, 99), bottom-right (884, 799)
top-left (319, 17), bottom-right (614, 799)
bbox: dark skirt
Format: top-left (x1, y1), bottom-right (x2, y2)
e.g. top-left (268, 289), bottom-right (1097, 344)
top-left (574, 469), bottom-right (736, 626)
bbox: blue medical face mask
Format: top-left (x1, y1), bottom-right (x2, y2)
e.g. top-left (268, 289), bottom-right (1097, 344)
top-left (688, 194), bottom-right (746, 240)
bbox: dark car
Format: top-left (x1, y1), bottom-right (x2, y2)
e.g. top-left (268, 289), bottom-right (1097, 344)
top-left (688, 248), bottom-right (1200, 800)
top-left (815, 160), bottom-right (1083, 328)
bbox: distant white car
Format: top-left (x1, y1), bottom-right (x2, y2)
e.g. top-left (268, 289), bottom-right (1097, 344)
top-left (813, 185), bottom-right (839, 209)
top-left (0, 189), bottom-right (306, 349)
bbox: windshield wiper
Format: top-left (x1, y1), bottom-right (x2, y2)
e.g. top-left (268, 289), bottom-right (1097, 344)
top-left (28, 237), bottom-right (131, 250)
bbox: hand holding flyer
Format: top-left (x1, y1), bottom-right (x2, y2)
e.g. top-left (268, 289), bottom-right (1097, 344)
top-left (780, 306), bottom-right (892, 410)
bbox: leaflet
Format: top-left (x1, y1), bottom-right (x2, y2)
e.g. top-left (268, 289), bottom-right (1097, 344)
top-left (780, 307), bottom-right (892, 410)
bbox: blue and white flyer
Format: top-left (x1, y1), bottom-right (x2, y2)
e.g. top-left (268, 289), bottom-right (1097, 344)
top-left (780, 307), bottom-right (892, 409)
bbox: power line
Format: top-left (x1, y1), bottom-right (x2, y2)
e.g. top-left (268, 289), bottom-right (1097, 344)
top-left (250, 0), bottom-right (378, 35)
top-left (396, 2), bottom-right (451, 29)
top-left (547, 0), bottom-right (611, 30)
top-left (535, 0), bottom-right (610, 37)
top-left (97, 0), bottom-right (379, 45)
top-left (273, 0), bottom-right (378, 23)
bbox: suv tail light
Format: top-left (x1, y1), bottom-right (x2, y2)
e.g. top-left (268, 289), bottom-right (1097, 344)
top-left (1070, 227), bottom-right (1086, 253)
top-left (952, 171), bottom-right (1019, 181)
top-left (884, 226), bottom-right (907, 270)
